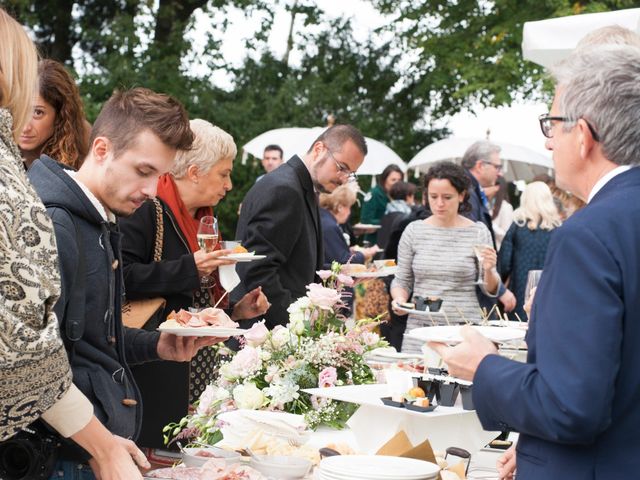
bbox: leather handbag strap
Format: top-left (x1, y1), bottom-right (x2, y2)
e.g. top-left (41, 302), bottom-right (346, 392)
top-left (152, 198), bottom-right (164, 262)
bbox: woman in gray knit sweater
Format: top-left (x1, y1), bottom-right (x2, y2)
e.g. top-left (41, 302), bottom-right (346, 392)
top-left (391, 162), bottom-right (501, 353)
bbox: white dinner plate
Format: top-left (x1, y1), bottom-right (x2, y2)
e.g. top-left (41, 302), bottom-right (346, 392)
top-left (365, 347), bottom-right (422, 360)
top-left (219, 253), bottom-right (266, 262)
top-left (407, 325), bottom-right (525, 345)
top-left (157, 326), bottom-right (246, 337)
top-left (320, 455), bottom-right (440, 479)
top-left (349, 267), bottom-right (397, 278)
top-left (487, 319), bottom-right (529, 330)
top-left (353, 223), bottom-right (381, 230)
top-left (398, 307), bottom-right (445, 317)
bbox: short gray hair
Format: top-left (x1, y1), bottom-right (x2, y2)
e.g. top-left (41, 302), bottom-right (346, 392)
top-left (460, 140), bottom-right (501, 169)
top-left (577, 25), bottom-right (640, 49)
top-left (171, 119), bottom-right (237, 178)
top-left (550, 45), bottom-right (640, 166)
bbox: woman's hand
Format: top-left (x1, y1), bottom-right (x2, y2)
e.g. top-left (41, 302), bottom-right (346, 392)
top-left (496, 444), bottom-right (517, 479)
top-left (193, 249), bottom-right (236, 277)
top-left (157, 333), bottom-right (225, 361)
top-left (362, 245), bottom-right (381, 261)
top-left (390, 299), bottom-right (409, 315)
top-left (478, 245), bottom-right (497, 272)
top-left (232, 287), bottom-right (270, 320)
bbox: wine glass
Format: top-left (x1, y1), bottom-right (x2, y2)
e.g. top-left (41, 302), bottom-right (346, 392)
top-left (473, 230), bottom-right (491, 284)
top-left (197, 216), bottom-right (218, 287)
top-left (524, 269), bottom-right (543, 306)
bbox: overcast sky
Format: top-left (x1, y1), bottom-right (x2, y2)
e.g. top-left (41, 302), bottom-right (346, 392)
top-left (191, 0), bottom-right (551, 159)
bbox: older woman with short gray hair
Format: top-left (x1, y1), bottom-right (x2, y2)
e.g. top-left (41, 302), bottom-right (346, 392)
top-left (119, 119), bottom-right (269, 450)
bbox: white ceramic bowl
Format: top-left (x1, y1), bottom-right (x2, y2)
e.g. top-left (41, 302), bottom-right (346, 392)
top-left (249, 455), bottom-right (312, 479)
top-left (182, 446), bottom-right (241, 467)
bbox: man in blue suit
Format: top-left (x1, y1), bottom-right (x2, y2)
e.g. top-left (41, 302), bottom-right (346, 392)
top-left (430, 45), bottom-right (640, 479)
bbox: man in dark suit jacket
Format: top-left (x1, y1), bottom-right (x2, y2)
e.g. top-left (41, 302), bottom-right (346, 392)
top-left (235, 125), bottom-right (367, 329)
top-left (460, 140), bottom-right (517, 313)
top-left (430, 46), bottom-right (640, 479)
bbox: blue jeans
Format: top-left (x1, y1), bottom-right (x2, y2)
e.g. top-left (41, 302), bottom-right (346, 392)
top-left (48, 460), bottom-right (96, 480)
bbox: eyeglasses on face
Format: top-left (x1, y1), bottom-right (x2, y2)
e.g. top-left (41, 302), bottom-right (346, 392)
top-left (538, 113), bottom-right (600, 142)
top-left (324, 143), bottom-right (357, 181)
top-left (482, 161), bottom-right (503, 172)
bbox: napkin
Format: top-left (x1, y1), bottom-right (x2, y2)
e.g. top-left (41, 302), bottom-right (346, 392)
top-left (219, 263), bottom-right (240, 292)
top-left (375, 431), bottom-right (466, 480)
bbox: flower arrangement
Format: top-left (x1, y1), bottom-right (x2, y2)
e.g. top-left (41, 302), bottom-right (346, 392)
top-left (164, 261), bottom-right (387, 446)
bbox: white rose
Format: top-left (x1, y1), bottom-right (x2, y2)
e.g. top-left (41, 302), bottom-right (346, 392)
top-left (260, 350), bottom-right (272, 361)
top-left (233, 382), bottom-right (265, 410)
top-left (288, 316), bottom-right (306, 336)
top-left (219, 362), bottom-right (239, 382)
top-left (271, 326), bottom-right (292, 349)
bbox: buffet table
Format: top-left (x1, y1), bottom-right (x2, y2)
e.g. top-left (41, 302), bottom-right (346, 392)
top-left (304, 384), bottom-right (498, 455)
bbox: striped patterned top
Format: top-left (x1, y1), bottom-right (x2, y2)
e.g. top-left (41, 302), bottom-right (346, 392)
top-left (391, 220), bottom-right (493, 353)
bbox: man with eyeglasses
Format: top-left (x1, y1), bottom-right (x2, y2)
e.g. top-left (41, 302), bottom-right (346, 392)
top-left (460, 140), bottom-right (517, 314)
top-left (235, 125), bottom-right (367, 329)
top-left (430, 45), bottom-right (640, 480)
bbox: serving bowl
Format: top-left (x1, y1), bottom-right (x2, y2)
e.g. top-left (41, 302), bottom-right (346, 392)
top-left (182, 446), bottom-right (241, 467)
top-left (249, 455), bottom-right (311, 479)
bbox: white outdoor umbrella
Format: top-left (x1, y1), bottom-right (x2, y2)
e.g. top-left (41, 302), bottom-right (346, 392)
top-left (522, 8), bottom-right (640, 69)
top-left (407, 137), bottom-right (553, 182)
top-left (242, 127), bottom-right (407, 175)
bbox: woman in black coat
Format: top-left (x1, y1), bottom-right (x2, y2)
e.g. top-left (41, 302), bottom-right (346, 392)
top-left (120, 119), bottom-right (269, 452)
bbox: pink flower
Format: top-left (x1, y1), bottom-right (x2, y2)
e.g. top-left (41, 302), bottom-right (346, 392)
top-left (316, 270), bottom-right (333, 280)
top-left (318, 366), bottom-right (338, 388)
top-left (337, 273), bottom-right (354, 287)
top-left (230, 345), bottom-right (262, 375)
top-left (306, 283), bottom-right (341, 310)
top-left (244, 320), bottom-right (269, 347)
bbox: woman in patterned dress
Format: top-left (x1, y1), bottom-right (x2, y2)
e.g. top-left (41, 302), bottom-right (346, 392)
top-left (390, 162), bottom-right (502, 354)
top-left (120, 119), bottom-right (269, 451)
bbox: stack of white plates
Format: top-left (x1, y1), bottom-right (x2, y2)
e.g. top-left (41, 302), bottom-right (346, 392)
top-left (318, 455), bottom-right (440, 480)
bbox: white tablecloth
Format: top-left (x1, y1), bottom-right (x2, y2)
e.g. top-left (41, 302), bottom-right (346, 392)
top-left (303, 384), bottom-right (498, 454)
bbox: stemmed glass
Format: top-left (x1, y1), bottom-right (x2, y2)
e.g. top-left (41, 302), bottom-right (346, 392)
top-left (473, 230), bottom-right (491, 285)
top-left (197, 216), bottom-right (218, 288)
top-left (524, 269), bottom-right (543, 306)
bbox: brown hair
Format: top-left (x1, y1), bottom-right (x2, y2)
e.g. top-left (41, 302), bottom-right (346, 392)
top-left (0, 8), bottom-right (38, 140)
top-left (308, 124), bottom-right (368, 156)
top-left (37, 59), bottom-right (89, 169)
top-left (90, 87), bottom-right (193, 158)
top-left (319, 184), bottom-right (357, 213)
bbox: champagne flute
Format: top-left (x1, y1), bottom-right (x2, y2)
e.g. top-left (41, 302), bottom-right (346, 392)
top-left (524, 269), bottom-right (543, 306)
top-left (473, 230), bottom-right (491, 284)
top-left (197, 216), bottom-right (218, 288)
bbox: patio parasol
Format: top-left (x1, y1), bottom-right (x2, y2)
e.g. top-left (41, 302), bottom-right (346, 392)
top-left (522, 8), bottom-right (640, 69)
top-left (242, 127), bottom-right (407, 175)
top-left (407, 137), bottom-right (553, 182)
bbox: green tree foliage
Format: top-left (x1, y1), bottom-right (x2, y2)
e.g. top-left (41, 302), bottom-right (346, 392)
top-left (373, 0), bottom-right (640, 115)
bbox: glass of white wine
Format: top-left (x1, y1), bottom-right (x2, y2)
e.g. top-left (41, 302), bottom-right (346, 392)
top-left (197, 215), bottom-right (218, 288)
top-left (473, 230), bottom-right (491, 285)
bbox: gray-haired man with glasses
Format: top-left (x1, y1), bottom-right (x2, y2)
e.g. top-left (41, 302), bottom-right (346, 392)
top-left (235, 125), bottom-right (367, 329)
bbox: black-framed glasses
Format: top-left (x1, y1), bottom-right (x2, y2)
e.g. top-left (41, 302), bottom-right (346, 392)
top-left (482, 161), bottom-right (503, 172)
top-left (324, 144), bottom-right (357, 181)
top-left (538, 113), bottom-right (600, 142)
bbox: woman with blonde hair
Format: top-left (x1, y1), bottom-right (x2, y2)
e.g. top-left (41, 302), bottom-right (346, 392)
top-left (498, 181), bottom-right (562, 320)
top-left (0, 8), bottom-right (147, 480)
top-left (320, 184), bottom-right (378, 266)
top-left (120, 119), bottom-right (269, 452)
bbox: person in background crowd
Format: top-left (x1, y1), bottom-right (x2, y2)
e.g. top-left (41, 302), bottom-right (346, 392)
top-left (460, 141), bottom-right (516, 313)
top-left (28, 87), bottom-right (216, 479)
top-left (377, 181), bottom-right (417, 251)
top-left (19, 59), bottom-right (90, 169)
top-left (486, 177), bottom-right (513, 250)
top-left (498, 181), bottom-right (561, 321)
top-left (0, 8), bottom-right (148, 480)
top-left (431, 44), bottom-right (640, 480)
top-left (260, 144), bottom-right (283, 175)
top-left (319, 185), bottom-right (379, 267)
top-left (360, 163), bottom-right (403, 244)
top-left (390, 162), bottom-right (502, 354)
top-left (235, 125), bottom-right (367, 329)
top-left (120, 119), bottom-right (269, 451)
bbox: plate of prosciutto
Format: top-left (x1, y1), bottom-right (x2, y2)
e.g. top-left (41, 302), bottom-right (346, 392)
top-left (157, 308), bottom-right (246, 337)
top-left (144, 458), bottom-right (264, 479)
